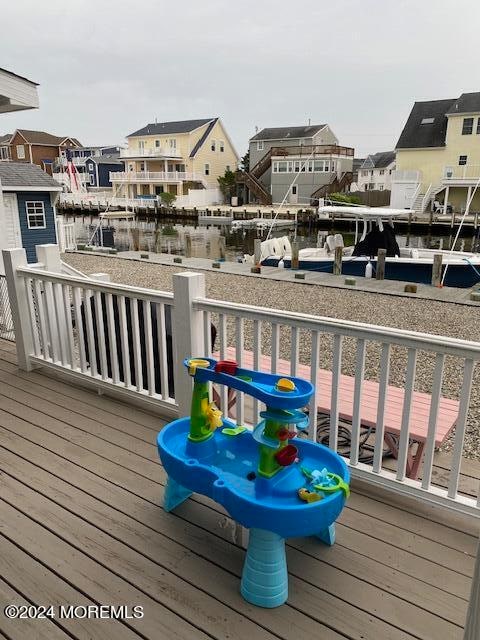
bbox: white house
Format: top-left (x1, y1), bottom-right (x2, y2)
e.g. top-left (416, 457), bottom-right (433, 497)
top-left (357, 151), bottom-right (396, 192)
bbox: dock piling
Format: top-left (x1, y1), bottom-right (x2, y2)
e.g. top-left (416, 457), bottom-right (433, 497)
top-left (254, 239), bottom-right (262, 266)
top-left (333, 247), bottom-right (343, 275)
top-left (185, 233), bottom-right (192, 258)
top-left (218, 236), bottom-right (226, 261)
top-left (376, 249), bottom-right (386, 280)
top-left (291, 242), bottom-right (299, 270)
top-left (432, 253), bottom-right (443, 287)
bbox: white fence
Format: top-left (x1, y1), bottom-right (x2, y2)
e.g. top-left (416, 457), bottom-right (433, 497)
top-left (3, 244), bottom-right (480, 637)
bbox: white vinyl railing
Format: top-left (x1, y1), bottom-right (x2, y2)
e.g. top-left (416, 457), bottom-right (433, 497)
top-left (119, 147), bottom-right (181, 159)
top-left (109, 171), bottom-right (205, 183)
top-left (443, 164), bottom-right (480, 180)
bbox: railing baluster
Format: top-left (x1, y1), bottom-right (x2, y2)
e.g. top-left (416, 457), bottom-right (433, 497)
top-left (253, 319), bottom-right (262, 424)
top-left (309, 331), bottom-right (320, 442)
top-left (24, 277), bottom-right (40, 357)
top-left (329, 334), bottom-right (343, 453)
top-left (93, 291), bottom-right (108, 381)
top-left (53, 282), bottom-right (67, 366)
top-left (131, 298), bottom-right (143, 392)
top-left (290, 326), bottom-right (299, 377)
top-left (118, 295), bottom-right (131, 388)
top-left (105, 293), bottom-right (119, 384)
top-left (203, 310), bottom-right (212, 356)
top-left (43, 280), bottom-right (60, 363)
top-left (448, 358), bottom-right (475, 498)
top-left (62, 284), bottom-right (75, 368)
top-left (235, 317), bottom-right (245, 426)
top-left (350, 338), bottom-right (366, 466)
top-left (156, 303), bottom-right (169, 400)
top-left (72, 287), bottom-right (87, 373)
top-left (422, 354), bottom-right (445, 490)
top-left (396, 348), bottom-right (418, 481)
top-left (373, 343), bottom-right (391, 473)
top-left (143, 300), bottom-right (155, 396)
top-left (271, 323), bottom-right (279, 373)
top-left (83, 289), bottom-right (97, 377)
top-left (32, 279), bottom-right (49, 360)
top-left (219, 313), bottom-right (228, 412)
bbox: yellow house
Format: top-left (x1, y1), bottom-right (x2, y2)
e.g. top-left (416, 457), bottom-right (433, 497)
top-left (391, 93), bottom-right (480, 213)
top-left (112, 118), bottom-right (239, 201)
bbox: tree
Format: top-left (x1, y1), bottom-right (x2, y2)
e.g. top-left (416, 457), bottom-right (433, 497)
top-left (159, 191), bottom-right (176, 207)
top-left (240, 151), bottom-right (250, 172)
top-left (329, 192), bottom-right (361, 205)
top-left (217, 169), bottom-right (236, 201)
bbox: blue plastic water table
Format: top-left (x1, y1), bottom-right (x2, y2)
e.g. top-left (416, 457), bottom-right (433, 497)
top-left (157, 357), bottom-right (350, 608)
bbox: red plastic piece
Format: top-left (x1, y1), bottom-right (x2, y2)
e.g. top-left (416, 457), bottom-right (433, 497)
top-left (275, 444), bottom-right (298, 467)
top-left (277, 428), bottom-right (289, 441)
top-left (215, 360), bottom-right (238, 375)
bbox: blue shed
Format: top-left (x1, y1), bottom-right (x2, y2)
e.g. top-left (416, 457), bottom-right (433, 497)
top-left (0, 162), bottom-right (62, 270)
top-left (85, 154), bottom-right (124, 188)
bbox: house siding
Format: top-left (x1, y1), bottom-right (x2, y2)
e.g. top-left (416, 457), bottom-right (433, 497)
top-left (190, 120), bottom-right (238, 188)
top-left (16, 191), bottom-right (57, 262)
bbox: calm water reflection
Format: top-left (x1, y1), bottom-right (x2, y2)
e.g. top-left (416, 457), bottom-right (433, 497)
top-left (66, 214), bottom-right (480, 261)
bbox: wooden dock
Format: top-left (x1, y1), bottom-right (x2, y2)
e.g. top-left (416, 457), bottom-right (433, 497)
top-left (0, 338), bottom-right (477, 639)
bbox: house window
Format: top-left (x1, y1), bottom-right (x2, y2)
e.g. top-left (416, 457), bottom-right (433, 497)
top-left (462, 118), bottom-right (474, 135)
top-left (204, 163), bottom-right (210, 175)
top-left (88, 163), bottom-right (94, 171)
top-left (0, 147), bottom-right (9, 160)
top-left (219, 140), bottom-right (225, 152)
top-left (379, 184), bottom-right (384, 191)
top-left (477, 118), bottom-right (480, 134)
top-left (314, 160), bottom-right (324, 172)
top-left (155, 140), bottom-right (161, 148)
top-left (169, 139), bottom-right (177, 150)
top-left (140, 162), bottom-right (145, 171)
top-left (257, 140), bottom-right (264, 151)
top-left (277, 161), bottom-right (287, 172)
top-left (291, 185), bottom-right (297, 195)
top-left (226, 165), bottom-right (231, 172)
top-left (459, 155), bottom-right (468, 165)
top-left (138, 140), bottom-right (145, 151)
top-left (16, 144), bottom-right (25, 159)
top-left (379, 169), bottom-right (385, 175)
top-left (211, 139), bottom-right (216, 151)
top-left (362, 170), bottom-right (368, 176)
top-left (26, 201), bottom-right (46, 229)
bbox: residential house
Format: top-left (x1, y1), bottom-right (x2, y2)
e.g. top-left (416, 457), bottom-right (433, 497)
top-left (84, 154), bottom-right (123, 189)
top-left (53, 145), bottom-right (123, 190)
top-left (240, 124), bottom-right (354, 206)
top-left (0, 163), bottom-right (62, 271)
top-left (9, 129), bottom-right (82, 175)
top-left (112, 118), bottom-right (238, 200)
top-left (0, 67), bottom-right (39, 114)
top-left (357, 151), bottom-right (395, 192)
top-left (0, 134), bottom-right (11, 161)
top-left (391, 93), bottom-right (480, 213)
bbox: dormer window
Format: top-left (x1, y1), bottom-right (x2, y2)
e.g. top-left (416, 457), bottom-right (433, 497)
top-left (462, 118), bottom-right (474, 135)
top-left (421, 117), bottom-right (435, 124)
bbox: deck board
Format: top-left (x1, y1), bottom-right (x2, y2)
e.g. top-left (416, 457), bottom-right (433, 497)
top-left (0, 339), bottom-right (476, 640)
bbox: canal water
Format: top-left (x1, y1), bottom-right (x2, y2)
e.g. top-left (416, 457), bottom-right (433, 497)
top-left (65, 214), bottom-right (480, 262)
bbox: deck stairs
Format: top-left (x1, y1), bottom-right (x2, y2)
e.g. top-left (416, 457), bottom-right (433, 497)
top-left (412, 183), bottom-right (443, 213)
top-left (235, 170), bottom-right (272, 205)
top-left (311, 171), bottom-right (353, 201)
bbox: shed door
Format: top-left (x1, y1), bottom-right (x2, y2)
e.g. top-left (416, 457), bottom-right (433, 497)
top-left (2, 194), bottom-right (22, 249)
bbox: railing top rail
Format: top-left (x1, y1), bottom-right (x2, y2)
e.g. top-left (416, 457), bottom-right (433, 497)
top-left (195, 297), bottom-right (480, 360)
top-left (16, 267), bottom-right (174, 305)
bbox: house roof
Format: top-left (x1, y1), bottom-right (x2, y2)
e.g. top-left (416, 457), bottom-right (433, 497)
top-left (189, 118), bottom-right (218, 158)
top-left (86, 154), bottom-right (123, 165)
top-left (0, 68), bottom-right (39, 86)
top-left (127, 119), bottom-right (215, 138)
top-left (0, 134), bottom-right (12, 145)
top-left (446, 92), bottom-right (480, 115)
top-left (396, 98), bottom-right (456, 149)
top-left (363, 151), bottom-right (395, 169)
top-left (0, 162), bottom-right (62, 189)
top-left (250, 125), bottom-right (326, 141)
top-left (14, 129), bottom-right (82, 147)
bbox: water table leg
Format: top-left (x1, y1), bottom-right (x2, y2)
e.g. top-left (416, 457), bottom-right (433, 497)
top-left (316, 523), bottom-right (336, 546)
top-left (240, 528), bottom-right (288, 608)
top-left (164, 476), bottom-right (192, 512)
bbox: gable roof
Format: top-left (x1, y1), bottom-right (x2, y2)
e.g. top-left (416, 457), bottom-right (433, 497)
top-left (189, 118), bottom-right (218, 158)
top-left (250, 125), bottom-right (326, 142)
top-left (396, 98), bottom-right (456, 149)
top-left (0, 162), bottom-right (62, 190)
top-left (0, 134), bottom-right (12, 145)
top-left (85, 153), bottom-right (123, 165)
top-left (446, 92), bottom-right (480, 115)
top-left (0, 68), bottom-right (38, 86)
top-left (362, 151), bottom-right (395, 169)
top-left (127, 118), bottom-right (215, 138)
top-left (14, 129), bottom-right (82, 147)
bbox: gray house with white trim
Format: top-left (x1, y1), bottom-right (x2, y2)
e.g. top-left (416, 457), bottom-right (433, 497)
top-left (0, 163), bottom-right (62, 272)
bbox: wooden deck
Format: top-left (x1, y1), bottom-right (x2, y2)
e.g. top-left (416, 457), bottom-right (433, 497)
top-left (0, 338), bottom-right (477, 640)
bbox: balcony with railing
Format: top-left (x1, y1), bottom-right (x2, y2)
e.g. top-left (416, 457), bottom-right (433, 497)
top-left (120, 146), bottom-right (182, 159)
top-left (109, 170), bottom-right (205, 184)
top-left (1, 242), bottom-right (480, 640)
top-left (442, 164), bottom-right (480, 184)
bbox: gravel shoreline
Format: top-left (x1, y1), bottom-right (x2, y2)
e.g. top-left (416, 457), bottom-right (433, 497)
top-left (63, 253), bottom-right (480, 460)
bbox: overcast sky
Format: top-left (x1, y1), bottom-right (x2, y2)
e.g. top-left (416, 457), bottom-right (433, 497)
top-left (1, 0), bottom-right (479, 157)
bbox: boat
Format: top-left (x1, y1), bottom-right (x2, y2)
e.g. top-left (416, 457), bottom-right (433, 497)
top-left (247, 207), bottom-right (480, 288)
top-left (231, 217), bottom-right (296, 232)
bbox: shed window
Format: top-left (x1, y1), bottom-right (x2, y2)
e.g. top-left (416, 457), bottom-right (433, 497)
top-left (204, 163), bottom-right (210, 175)
top-left (459, 155), bottom-right (468, 165)
top-left (26, 201), bottom-right (46, 229)
top-left (462, 118), bottom-right (474, 135)
top-left (16, 144), bottom-right (25, 159)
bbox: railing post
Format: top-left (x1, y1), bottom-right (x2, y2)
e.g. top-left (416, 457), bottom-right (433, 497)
top-left (464, 538), bottom-right (480, 640)
top-left (2, 248), bottom-right (34, 371)
top-left (172, 272), bottom-right (206, 416)
top-left (36, 244), bottom-right (62, 272)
